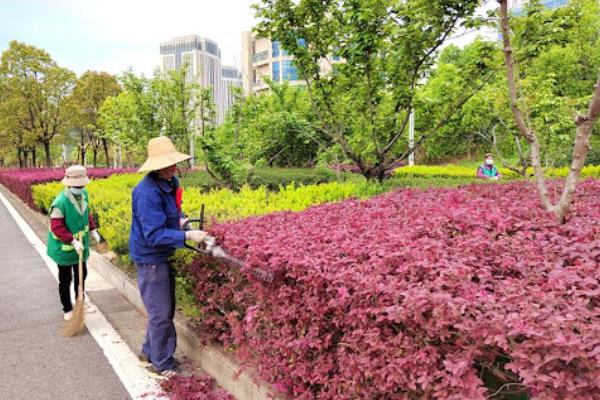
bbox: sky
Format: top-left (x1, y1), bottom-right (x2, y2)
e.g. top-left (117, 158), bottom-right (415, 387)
top-left (0, 0), bottom-right (258, 77)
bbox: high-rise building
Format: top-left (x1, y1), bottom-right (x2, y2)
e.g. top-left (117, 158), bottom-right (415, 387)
top-left (221, 65), bottom-right (243, 112)
top-left (160, 35), bottom-right (235, 124)
top-left (241, 32), bottom-right (340, 95)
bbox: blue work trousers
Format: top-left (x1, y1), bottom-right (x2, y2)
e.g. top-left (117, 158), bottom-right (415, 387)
top-left (136, 262), bottom-right (177, 371)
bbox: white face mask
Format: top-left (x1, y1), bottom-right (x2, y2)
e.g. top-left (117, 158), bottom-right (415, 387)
top-left (485, 159), bottom-right (494, 166)
top-left (70, 187), bottom-right (84, 196)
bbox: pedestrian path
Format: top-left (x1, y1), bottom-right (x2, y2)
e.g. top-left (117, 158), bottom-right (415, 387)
top-left (0, 189), bottom-right (163, 400)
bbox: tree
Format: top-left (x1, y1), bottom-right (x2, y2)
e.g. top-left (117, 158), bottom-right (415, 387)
top-left (498, 0), bottom-right (600, 222)
top-left (68, 71), bottom-right (120, 166)
top-left (0, 41), bottom-right (76, 167)
top-left (98, 92), bottom-right (145, 167)
top-left (214, 81), bottom-right (325, 167)
top-left (254, 0), bottom-right (484, 181)
top-left (120, 70), bottom-right (163, 139)
top-left (195, 87), bottom-right (234, 185)
top-left (152, 67), bottom-right (199, 158)
top-left (416, 40), bottom-right (500, 163)
top-left (99, 71), bottom-right (163, 167)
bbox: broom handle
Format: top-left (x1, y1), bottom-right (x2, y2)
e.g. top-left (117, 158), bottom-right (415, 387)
top-left (77, 231), bottom-right (84, 299)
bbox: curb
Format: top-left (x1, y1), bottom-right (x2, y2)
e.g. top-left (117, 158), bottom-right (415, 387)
top-left (0, 183), bottom-right (283, 400)
top-left (90, 251), bottom-right (282, 400)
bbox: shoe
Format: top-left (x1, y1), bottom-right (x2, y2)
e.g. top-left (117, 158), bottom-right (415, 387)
top-left (149, 364), bottom-right (184, 379)
top-left (64, 311), bottom-right (73, 321)
top-left (138, 351), bottom-right (152, 367)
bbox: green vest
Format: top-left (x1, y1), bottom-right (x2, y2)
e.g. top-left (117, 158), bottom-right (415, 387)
top-left (46, 188), bottom-right (90, 265)
top-left (481, 164), bottom-right (498, 177)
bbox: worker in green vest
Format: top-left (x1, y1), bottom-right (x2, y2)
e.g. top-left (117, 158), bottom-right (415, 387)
top-left (477, 153), bottom-right (501, 180)
top-left (47, 165), bottom-right (101, 321)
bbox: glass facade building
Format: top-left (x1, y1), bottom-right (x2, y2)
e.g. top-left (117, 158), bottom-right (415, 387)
top-left (272, 61), bottom-right (280, 81)
top-left (242, 32), bottom-right (342, 95)
top-left (159, 35), bottom-right (239, 124)
top-left (282, 60), bottom-right (298, 81)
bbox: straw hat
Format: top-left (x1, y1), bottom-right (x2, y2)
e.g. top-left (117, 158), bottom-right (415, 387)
top-left (62, 165), bottom-right (90, 187)
top-left (138, 136), bottom-right (192, 172)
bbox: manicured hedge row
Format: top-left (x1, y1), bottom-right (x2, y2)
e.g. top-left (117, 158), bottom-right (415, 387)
top-left (394, 164), bottom-right (600, 180)
top-left (394, 165), bottom-right (519, 179)
top-left (32, 173), bottom-right (385, 259)
top-left (187, 179), bottom-right (600, 399)
top-left (178, 166), bottom-right (342, 192)
top-left (0, 168), bottom-right (134, 209)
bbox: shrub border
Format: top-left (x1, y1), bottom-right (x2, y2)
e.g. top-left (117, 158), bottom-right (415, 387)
top-left (0, 182), bottom-right (284, 400)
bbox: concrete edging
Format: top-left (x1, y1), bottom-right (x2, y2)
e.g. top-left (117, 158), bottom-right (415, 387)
top-left (0, 183), bottom-right (282, 400)
top-left (89, 251), bottom-right (282, 400)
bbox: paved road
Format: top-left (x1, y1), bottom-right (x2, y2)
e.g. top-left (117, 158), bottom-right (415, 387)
top-left (0, 193), bottom-right (131, 400)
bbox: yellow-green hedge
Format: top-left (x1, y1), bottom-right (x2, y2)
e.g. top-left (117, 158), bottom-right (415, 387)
top-left (32, 173), bottom-right (381, 257)
top-left (394, 165), bottom-right (519, 179)
top-left (394, 164), bottom-right (600, 179)
top-left (544, 165), bottom-right (600, 178)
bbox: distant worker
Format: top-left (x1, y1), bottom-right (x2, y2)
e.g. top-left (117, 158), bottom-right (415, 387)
top-left (477, 153), bottom-right (500, 180)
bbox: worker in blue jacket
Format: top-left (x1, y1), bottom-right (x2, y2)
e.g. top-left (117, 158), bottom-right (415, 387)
top-left (129, 136), bottom-right (212, 378)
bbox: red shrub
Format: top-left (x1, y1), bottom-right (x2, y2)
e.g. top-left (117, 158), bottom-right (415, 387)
top-left (0, 168), bottom-right (134, 209)
top-left (187, 180), bottom-right (600, 399)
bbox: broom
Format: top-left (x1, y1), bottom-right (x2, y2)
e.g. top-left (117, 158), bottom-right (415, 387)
top-left (62, 231), bottom-right (85, 336)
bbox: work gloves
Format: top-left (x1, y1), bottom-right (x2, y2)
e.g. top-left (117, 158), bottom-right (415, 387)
top-left (180, 217), bottom-right (190, 230)
top-left (71, 239), bottom-right (84, 254)
top-left (185, 230), bottom-right (209, 244)
top-left (181, 218), bottom-right (216, 246)
top-left (91, 229), bottom-right (101, 243)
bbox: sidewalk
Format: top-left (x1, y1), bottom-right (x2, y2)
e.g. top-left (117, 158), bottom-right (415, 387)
top-left (0, 187), bottom-right (161, 400)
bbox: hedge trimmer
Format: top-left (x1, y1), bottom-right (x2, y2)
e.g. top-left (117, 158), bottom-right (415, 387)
top-left (183, 204), bottom-right (275, 283)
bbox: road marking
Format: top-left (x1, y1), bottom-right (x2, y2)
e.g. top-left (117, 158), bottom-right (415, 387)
top-left (0, 190), bottom-right (166, 400)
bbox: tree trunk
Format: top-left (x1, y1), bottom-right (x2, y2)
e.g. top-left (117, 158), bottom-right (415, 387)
top-left (92, 148), bottom-right (98, 167)
top-left (102, 138), bottom-right (110, 167)
top-left (17, 148), bottom-right (23, 168)
top-left (499, 0), bottom-right (600, 223)
top-left (553, 80), bottom-right (600, 222)
top-left (80, 131), bottom-right (86, 166)
top-left (43, 140), bottom-right (52, 167)
top-left (32, 148), bottom-right (37, 168)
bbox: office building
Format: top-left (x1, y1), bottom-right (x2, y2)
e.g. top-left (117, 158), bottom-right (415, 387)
top-left (241, 32), bottom-right (340, 95)
top-left (221, 65), bottom-right (243, 112)
top-left (160, 35), bottom-right (238, 124)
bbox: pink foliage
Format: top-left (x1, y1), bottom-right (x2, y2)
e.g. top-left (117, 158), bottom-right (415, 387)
top-left (187, 180), bottom-right (600, 399)
top-left (0, 168), bottom-right (134, 209)
top-left (160, 374), bottom-right (234, 400)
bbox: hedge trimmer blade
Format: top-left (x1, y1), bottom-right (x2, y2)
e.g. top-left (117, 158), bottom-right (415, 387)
top-left (185, 243), bottom-right (275, 283)
top-left (183, 204), bottom-right (275, 283)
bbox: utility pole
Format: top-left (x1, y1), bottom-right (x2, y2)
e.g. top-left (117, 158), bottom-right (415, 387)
top-left (409, 109), bottom-right (415, 166)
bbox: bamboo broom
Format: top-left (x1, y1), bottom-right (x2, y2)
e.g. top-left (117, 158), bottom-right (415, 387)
top-left (62, 231), bottom-right (85, 336)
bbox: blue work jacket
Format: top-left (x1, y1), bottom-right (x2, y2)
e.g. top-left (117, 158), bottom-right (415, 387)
top-left (129, 172), bottom-right (186, 264)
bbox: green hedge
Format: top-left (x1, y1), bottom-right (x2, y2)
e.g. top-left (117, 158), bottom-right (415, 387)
top-left (247, 166), bottom-right (339, 190)
top-left (179, 167), bottom-right (342, 192)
